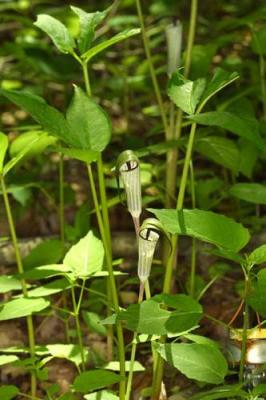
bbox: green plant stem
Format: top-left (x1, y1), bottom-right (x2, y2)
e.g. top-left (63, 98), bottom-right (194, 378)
top-left (259, 53), bottom-right (266, 119)
top-left (0, 175), bottom-right (36, 398)
top-left (59, 152), bottom-right (65, 246)
top-left (189, 161), bottom-right (196, 297)
top-left (87, 164), bottom-right (126, 400)
top-left (239, 275), bottom-right (250, 382)
top-left (82, 62), bottom-right (91, 97)
top-left (71, 286), bottom-right (86, 371)
top-left (184, 0), bottom-right (198, 78)
top-left (125, 283), bottom-right (145, 400)
top-left (135, 0), bottom-right (169, 135)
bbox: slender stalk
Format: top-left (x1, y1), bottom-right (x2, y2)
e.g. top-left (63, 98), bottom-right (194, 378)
top-left (71, 286), bottom-right (86, 371)
top-left (125, 283), bottom-right (145, 400)
top-left (135, 0), bottom-right (169, 135)
top-left (59, 152), bottom-right (65, 246)
top-left (0, 175), bottom-right (37, 397)
top-left (239, 275), bottom-right (250, 382)
top-left (82, 62), bottom-right (91, 97)
top-left (251, 27), bottom-right (266, 119)
top-left (87, 164), bottom-right (126, 399)
top-left (189, 161), bottom-right (196, 297)
top-left (184, 0), bottom-right (198, 78)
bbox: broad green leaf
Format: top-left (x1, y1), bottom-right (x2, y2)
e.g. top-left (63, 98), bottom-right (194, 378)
top-left (149, 208), bottom-right (250, 252)
top-left (167, 72), bottom-right (206, 114)
top-left (0, 355), bottom-right (19, 366)
top-left (190, 384), bottom-right (247, 400)
top-left (238, 139), bottom-right (258, 178)
top-left (0, 297), bottom-right (49, 321)
top-left (59, 147), bottom-right (99, 163)
top-left (46, 344), bottom-right (88, 367)
top-left (200, 69), bottom-right (239, 107)
top-left (194, 136), bottom-right (240, 173)
top-left (0, 89), bottom-right (70, 144)
top-left (66, 86), bottom-right (111, 152)
top-left (156, 343), bottom-right (228, 384)
top-left (82, 311), bottom-right (107, 336)
top-left (195, 178), bottom-right (224, 210)
top-left (0, 276), bottom-right (22, 293)
top-left (23, 264), bottom-right (71, 280)
top-left (23, 239), bottom-right (64, 270)
top-left (3, 134), bottom-right (43, 176)
top-left (247, 269), bottom-right (266, 317)
top-left (63, 231), bottom-right (104, 278)
top-left (229, 183), bottom-right (266, 205)
top-left (6, 185), bottom-right (31, 206)
top-left (183, 334), bottom-right (219, 349)
top-left (71, 6), bottom-right (108, 54)
top-left (0, 132), bottom-right (8, 173)
top-left (26, 278), bottom-right (70, 298)
top-left (252, 26), bottom-right (266, 55)
top-left (248, 244), bottom-right (266, 266)
top-left (82, 28), bottom-right (140, 62)
top-left (73, 370), bottom-right (122, 393)
top-left (104, 361), bottom-right (145, 372)
top-left (84, 391), bottom-right (119, 400)
top-left (10, 131), bottom-right (57, 160)
top-left (189, 112), bottom-right (265, 149)
top-left (34, 14), bottom-right (75, 54)
top-left (0, 385), bottom-right (19, 400)
top-left (118, 294), bottom-right (202, 335)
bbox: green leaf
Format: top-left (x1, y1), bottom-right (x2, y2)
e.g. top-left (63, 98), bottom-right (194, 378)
top-left (59, 147), bottom-right (99, 163)
top-left (82, 28), bottom-right (140, 62)
top-left (26, 278), bottom-right (70, 298)
top-left (63, 231), bottom-right (104, 278)
top-left (0, 355), bottom-right (19, 366)
top-left (104, 361), bottom-right (145, 372)
top-left (6, 185), bottom-right (31, 206)
top-left (71, 6), bottom-right (108, 54)
top-left (0, 132), bottom-right (8, 173)
top-left (0, 89), bottom-right (70, 144)
top-left (0, 298), bottom-right (49, 321)
top-left (84, 391), bottom-right (119, 400)
top-left (34, 14), bottom-right (75, 54)
top-left (66, 86), bottom-right (111, 152)
top-left (167, 72), bottom-right (206, 114)
top-left (148, 208), bottom-right (250, 252)
top-left (156, 343), bottom-right (228, 384)
top-left (82, 311), bottom-right (107, 336)
top-left (190, 384), bottom-right (246, 400)
top-left (248, 244), bottom-right (266, 266)
top-left (238, 139), bottom-right (258, 178)
top-left (73, 370), bottom-right (122, 393)
top-left (252, 26), bottom-right (266, 55)
top-left (118, 294), bottom-right (202, 335)
top-left (189, 112), bottom-right (264, 149)
top-left (46, 344), bottom-right (88, 367)
top-left (0, 276), bottom-right (22, 293)
top-left (247, 269), bottom-right (266, 317)
top-left (229, 183), bottom-right (266, 205)
top-left (200, 69), bottom-right (239, 107)
top-left (9, 131), bottom-right (57, 161)
top-left (23, 239), bottom-right (64, 270)
top-left (194, 136), bottom-right (240, 173)
top-left (0, 385), bottom-right (19, 400)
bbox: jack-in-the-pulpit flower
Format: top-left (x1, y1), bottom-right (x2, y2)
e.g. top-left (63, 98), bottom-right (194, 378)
top-left (165, 19), bottom-right (183, 76)
top-left (137, 218), bottom-right (170, 284)
top-left (116, 150), bottom-right (142, 233)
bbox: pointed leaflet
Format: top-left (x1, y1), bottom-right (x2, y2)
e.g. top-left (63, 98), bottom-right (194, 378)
top-left (66, 86), bottom-right (111, 151)
top-left (189, 112), bottom-right (265, 150)
top-left (248, 245), bottom-right (266, 266)
top-left (0, 132), bottom-right (8, 173)
top-left (247, 269), bottom-right (266, 317)
top-left (0, 298), bottom-right (50, 321)
top-left (82, 28), bottom-right (140, 62)
top-left (0, 385), bottom-right (19, 400)
top-left (73, 370), bottom-right (122, 393)
top-left (167, 71), bottom-right (206, 114)
top-left (229, 183), bottom-right (266, 205)
top-left (148, 208), bottom-right (250, 252)
top-left (63, 231), bottom-right (104, 278)
top-left (34, 14), bottom-right (75, 54)
top-left (0, 89), bottom-right (70, 143)
top-left (71, 6), bottom-right (108, 54)
top-left (156, 343), bottom-right (228, 384)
